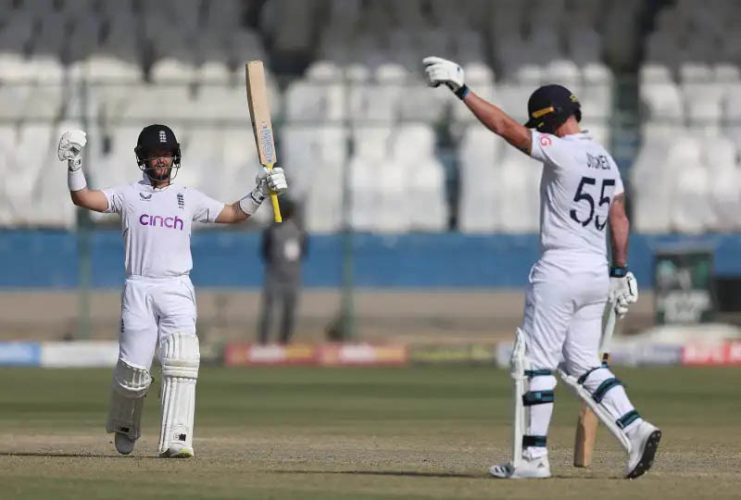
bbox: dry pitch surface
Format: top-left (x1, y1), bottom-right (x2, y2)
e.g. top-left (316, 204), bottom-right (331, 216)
top-left (1, 366), bottom-right (739, 499)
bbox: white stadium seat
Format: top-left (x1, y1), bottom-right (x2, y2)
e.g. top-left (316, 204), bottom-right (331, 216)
top-left (393, 124), bottom-right (448, 231)
top-left (375, 159), bottom-right (411, 233)
top-left (640, 82), bottom-right (684, 122)
top-left (5, 124), bottom-right (54, 225)
top-left (399, 78), bottom-right (448, 123)
top-left (497, 148), bottom-right (541, 233)
top-left (0, 0), bottom-right (732, 234)
top-left (458, 127), bottom-right (503, 232)
top-left (545, 59), bottom-right (582, 95)
top-left (672, 163), bottom-right (710, 234)
top-left (352, 126), bottom-right (392, 162)
top-left (150, 58), bottom-right (197, 84)
top-left (708, 167), bottom-right (741, 232)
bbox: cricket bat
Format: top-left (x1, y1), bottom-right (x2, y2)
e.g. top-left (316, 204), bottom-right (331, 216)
top-left (573, 300), bottom-right (618, 467)
top-left (245, 60), bottom-right (282, 223)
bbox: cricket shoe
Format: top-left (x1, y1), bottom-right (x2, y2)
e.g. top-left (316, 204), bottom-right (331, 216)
top-left (114, 432), bottom-right (136, 455)
top-left (160, 445), bottom-right (194, 458)
top-left (625, 421), bottom-right (662, 479)
top-left (489, 456), bottom-right (551, 479)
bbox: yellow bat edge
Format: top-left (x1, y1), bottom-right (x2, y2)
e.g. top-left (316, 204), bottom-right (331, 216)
top-left (265, 163), bottom-right (282, 223)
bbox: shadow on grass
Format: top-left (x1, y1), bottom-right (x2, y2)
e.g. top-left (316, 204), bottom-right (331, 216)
top-left (269, 469), bottom-right (619, 481)
top-left (271, 469), bottom-right (483, 479)
top-left (0, 450), bottom-right (157, 459)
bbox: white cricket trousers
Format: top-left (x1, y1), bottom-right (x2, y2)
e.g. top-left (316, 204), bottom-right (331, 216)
top-left (520, 256), bottom-right (608, 373)
top-left (118, 275), bottom-right (198, 370)
top-left (518, 255), bottom-right (644, 454)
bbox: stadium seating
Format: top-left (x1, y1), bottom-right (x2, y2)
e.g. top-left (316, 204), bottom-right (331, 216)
top-left (0, 0), bottom-right (738, 235)
top-left (634, 0), bottom-right (741, 233)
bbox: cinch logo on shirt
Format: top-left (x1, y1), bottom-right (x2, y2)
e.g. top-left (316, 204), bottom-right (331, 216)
top-left (139, 214), bottom-right (184, 230)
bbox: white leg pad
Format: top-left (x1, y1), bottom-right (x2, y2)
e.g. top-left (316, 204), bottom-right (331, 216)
top-left (510, 329), bottom-right (556, 466)
top-left (106, 359), bottom-right (152, 440)
top-left (158, 333), bottom-right (200, 455)
top-left (510, 329), bottom-right (527, 469)
top-left (558, 366), bottom-right (632, 453)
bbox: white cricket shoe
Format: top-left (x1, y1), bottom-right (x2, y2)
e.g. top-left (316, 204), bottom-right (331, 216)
top-left (160, 445), bottom-right (194, 458)
top-left (114, 432), bottom-right (136, 455)
top-left (625, 421), bottom-right (662, 479)
top-left (489, 456), bottom-right (551, 479)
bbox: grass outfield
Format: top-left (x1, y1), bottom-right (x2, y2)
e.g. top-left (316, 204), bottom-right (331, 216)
top-left (0, 365), bottom-right (739, 499)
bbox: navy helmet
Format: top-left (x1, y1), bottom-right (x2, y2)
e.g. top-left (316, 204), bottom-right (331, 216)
top-left (135, 124), bottom-right (181, 181)
top-left (524, 84), bottom-right (582, 133)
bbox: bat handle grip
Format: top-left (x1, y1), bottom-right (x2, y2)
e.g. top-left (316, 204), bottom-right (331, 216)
top-left (265, 163), bottom-right (282, 223)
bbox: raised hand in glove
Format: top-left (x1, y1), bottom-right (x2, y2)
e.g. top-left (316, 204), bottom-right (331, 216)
top-left (57, 130), bottom-right (87, 171)
top-left (422, 56), bottom-right (469, 99)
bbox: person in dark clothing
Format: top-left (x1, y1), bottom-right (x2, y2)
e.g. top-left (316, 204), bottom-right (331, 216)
top-left (258, 199), bottom-right (307, 344)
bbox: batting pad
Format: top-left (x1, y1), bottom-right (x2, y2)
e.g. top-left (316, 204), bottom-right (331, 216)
top-left (158, 332), bottom-right (200, 455)
top-left (558, 366), bottom-right (632, 453)
top-left (106, 358), bottom-right (152, 440)
top-left (510, 329), bottom-right (556, 465)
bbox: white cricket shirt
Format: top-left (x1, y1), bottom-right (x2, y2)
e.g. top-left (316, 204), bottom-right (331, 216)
top-left (529, 129), bottom-right (624, 264)
top-left (103, 177), bottom-right (225, 278)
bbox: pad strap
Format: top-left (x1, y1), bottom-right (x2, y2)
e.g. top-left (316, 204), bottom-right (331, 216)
top-left (593, 377), bottom-right (623, 404)
top-left (617, 409), bottom-right (641, 429)
top-left (522, 435), bottom-right (547, 447)
top-left (577, 365), bottom-right (602, 385)
top-left (522, 390), bottom-right (554, 406)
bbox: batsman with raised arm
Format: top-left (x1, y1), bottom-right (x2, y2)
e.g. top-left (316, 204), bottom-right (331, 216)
top-left (58, 125), bottom-right (287, 457)
top-left (424, 57), bottom-right (660, 479)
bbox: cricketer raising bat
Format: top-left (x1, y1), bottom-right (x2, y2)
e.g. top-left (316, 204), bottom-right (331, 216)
top-left (245, 60), bottom-right (282, 223)
top-left (573, 299), bottom-right (618, 467)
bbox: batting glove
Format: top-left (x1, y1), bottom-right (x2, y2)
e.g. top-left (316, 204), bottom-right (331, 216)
top-left (255, 167), bottom-right (288, 198)
top-left (57, 129), bottom-right (87, 171)
top-left (240, 167), bottom-right (289, 216)
top-left (423, 56), bottom-right (469, 99)
top-left (608, 267), bottom-right (638, 318)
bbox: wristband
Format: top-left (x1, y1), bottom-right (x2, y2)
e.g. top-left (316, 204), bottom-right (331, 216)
top-left (68, 167), bottom-right (87, 191)
top-left (455, 84), bottom-right (470, 100)
top-left (238, 189), bottom-right (265, 215)
top-left (609, 265), bottom-right (628, 278)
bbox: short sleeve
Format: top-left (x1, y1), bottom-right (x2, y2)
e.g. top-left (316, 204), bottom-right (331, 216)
top-left (614, 170), bottom-right (625, 197)
top-left (529, 129), bottom-right (571, 168)
top-left (102, 185), bottom-right (126, 214)
top-left (605, 154), bottom-right (625, 197)
top-left (189, 188), bottom-right (226, 223)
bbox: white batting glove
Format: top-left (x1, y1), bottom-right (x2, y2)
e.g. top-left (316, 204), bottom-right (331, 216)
top-left (239, 167), bottom-right (289, 216)
top-left (255, 167), bottom-right (288, 198)
top-left (57, 130), bottom-right (87, 171)
top-left (609, 269), bottom-right (638, 318)
top-left (423, 56), bottom-right (469, 99)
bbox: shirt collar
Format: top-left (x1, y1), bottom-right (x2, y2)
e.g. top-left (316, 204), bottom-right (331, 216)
top-left (561, 130), bottom-right (592, 141)
top-left (139, 174), bottom-right (173, 192)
